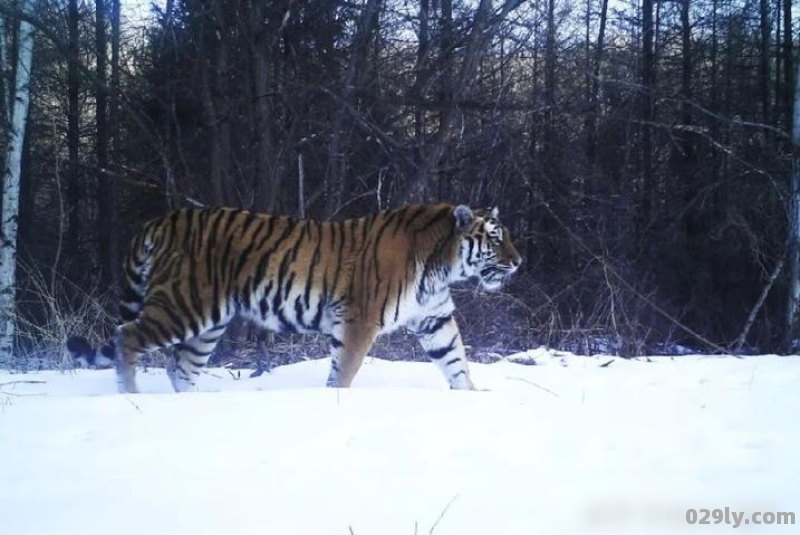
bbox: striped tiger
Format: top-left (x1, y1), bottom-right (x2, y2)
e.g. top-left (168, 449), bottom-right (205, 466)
top-left (67, 203), bottom-right (521, 393)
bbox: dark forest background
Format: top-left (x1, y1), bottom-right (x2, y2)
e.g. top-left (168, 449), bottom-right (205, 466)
top-left (1, 0), bottom-right (798, 368)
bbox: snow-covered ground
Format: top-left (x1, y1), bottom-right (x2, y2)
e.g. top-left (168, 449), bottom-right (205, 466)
top-left (1, 350), bottom-right (798, 534)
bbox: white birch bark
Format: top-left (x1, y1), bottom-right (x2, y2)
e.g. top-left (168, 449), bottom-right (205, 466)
top-left (0, 0), bottom-right (35, 363)
top-left (0, 11), bottom-right (10, 124)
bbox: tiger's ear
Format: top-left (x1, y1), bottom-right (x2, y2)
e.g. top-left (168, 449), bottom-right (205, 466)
top-left (491, 206), bottom-right (499, 219)
top-left (454, 205), bottom-right (474, 231)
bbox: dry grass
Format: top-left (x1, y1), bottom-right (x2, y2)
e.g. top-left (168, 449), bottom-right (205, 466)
top-left (9, 261), bottom-right (114, 371)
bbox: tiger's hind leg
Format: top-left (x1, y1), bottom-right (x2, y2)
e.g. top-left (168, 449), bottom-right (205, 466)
top-left (326, 324), bottom-right (379, 388)
top-left (166, 325), bottom-right (227, 392)
top-left (116, 300), bottom-right (227, 393)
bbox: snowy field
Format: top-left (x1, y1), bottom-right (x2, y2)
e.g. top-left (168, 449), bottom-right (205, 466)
top-left (1, 350), bottom-right (799, 534)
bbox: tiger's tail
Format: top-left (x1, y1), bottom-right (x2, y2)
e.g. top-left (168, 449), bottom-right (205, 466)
top-left (66, 336), bottom-right (116, 367)
top-left (68, 219), bottom-right (158, 368)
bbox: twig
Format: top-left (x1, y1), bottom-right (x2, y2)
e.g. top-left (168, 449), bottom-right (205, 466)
top-left (124, 396), bottom-right (142, 412)
top-left (348, 526), bottom-right (355, 535)
top-left (429, 494), bottom-right (459, 535)
top-left (506, 376), bottom-right (560, 397)
top-left (0, 380), bottom-right (46, 388)
top-left (734, 254), bottom-right (784, 353)
top-left (539, 201), bottom-right (732, 355)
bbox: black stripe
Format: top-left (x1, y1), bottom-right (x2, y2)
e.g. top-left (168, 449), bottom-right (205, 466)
top-left (140, 317), bottom-right (173, 346)
top-left (170, 282), bottom-right (200, 338)
top-left (254, 219), bottom-right (297, 289)
top-left (283, 272), bottom-right (296, 300)
top-left (417, 315), bottom-right (452, 336)
top-left (329, 337), bottom-right (343, 349)
top-left (211, 298), bottom-right (222, 324)
top-left (121, 285), bottom-right (141, 304)
top-left (232, 218), bottom-right (264, 279)
top-left (124, 261), bottom-right (142, 286)
top-left (393, 282), bottom-right (403, 324)
top-left (303, 223), bottom-right (322, 310)
top-left (176, 342), bottom-right (213, 357)
top-left (309, 277), bottom-right (327, 331)
top-left (445, 357), bottom-right (461, 367)
top-left (166, 210), bottom-right (182, 251)
top-left (401, 205), bottom-right (427, 233)
top-left (294, 295), bottom-right (307, 329)
top-left (370, 214), bottom-right (397, 298)
top-left (205, 211), bottom-right (226, 283)
top-left (276, 307), bottom-right (297, 333)
top-left (252, 214), bottom-right (279, 252)
top-left (426, 334), bottom-right (458, 360)
top-left (378, 290), bottom-right (389, 328)
top-left (330, 222), bottom-right (346, 293)
top-left (418, 206), bottom-right (450, 233)
top-left (218, 217), bottom-right (237, 279)
top-left (187, 252), bottom-right (205, 331)
top-left (239, 211), bottom-right (258, 237)
top-left (152, 296), bottom-right (186, 336)
top-left (259, 281), bottom-right (274, 318)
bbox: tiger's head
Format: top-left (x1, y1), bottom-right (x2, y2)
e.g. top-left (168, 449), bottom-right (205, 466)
top-left (454, 205), bottom-right (521, 291)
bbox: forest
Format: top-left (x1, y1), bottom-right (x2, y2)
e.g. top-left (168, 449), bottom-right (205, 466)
top-left (0, 0), bottom-right (798, 369)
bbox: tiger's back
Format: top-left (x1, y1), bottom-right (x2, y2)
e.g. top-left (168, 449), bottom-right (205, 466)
top-left (69, 203), bottom-right (521, 393)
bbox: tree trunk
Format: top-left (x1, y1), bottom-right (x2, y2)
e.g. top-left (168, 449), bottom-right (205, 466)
top-left (677, 0), bottom-right (698, 266)
top-left (0, 0), bottom-right (35, 364)
top-left (758, 0), bottom-right (771, 127)
top-left (324, 0), bottom-right (382, 218)
top-left (538, 0), bottom-right (565, 273)
top-left (0, 10), bottom-right (10, 124)
top-left (783, 0), bottom-right (793, 135)
top-left (108, 0), bottom-right (120, 295)
top-left (67, 0), bottom-right (81, 277)
top-left (250, 0), bottom-right (277, 212)
top-left (198, 2), bottom-right (231, 206)
top-left (96, 0), bottom-right (113, 290)
top-left (414, 0), bottom-right (430, 153)
top-left (709, 0), bottom-right (719, 183)
top-left (410, 0), bottom-right (524, 202)
top-left (787, 64), bottom-right (800, 346)
top-left (585, 0), bottom-right (608, 168)
top-left (640, 0), bottom-right (655, 229)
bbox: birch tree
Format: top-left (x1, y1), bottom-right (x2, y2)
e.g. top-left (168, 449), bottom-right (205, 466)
top-left (0, 0), bottom-right (35, 363)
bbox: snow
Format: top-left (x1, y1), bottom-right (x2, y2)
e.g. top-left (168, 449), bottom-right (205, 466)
top-left (1, 350), bottom-right (799, 534)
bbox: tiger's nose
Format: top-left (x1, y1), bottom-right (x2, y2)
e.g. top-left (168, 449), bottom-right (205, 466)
top-left (510, 256), bottom-right (521, 270)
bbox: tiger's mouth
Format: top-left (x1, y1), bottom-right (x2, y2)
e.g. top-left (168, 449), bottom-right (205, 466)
top-left (478, 266), bottom-right (516, 291)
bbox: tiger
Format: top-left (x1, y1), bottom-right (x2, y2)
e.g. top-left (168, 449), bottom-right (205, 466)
top-left (66, 203), bottom-right (521, 393)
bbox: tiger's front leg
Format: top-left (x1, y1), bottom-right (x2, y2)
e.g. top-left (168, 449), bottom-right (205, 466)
top-left (413, 315), bottom-right (475, 390)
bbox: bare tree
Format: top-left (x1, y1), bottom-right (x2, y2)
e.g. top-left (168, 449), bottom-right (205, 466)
top-left (324, 0), bottom-right (383, 217)
top-left (782, 0), bottom-right (793, 133)
top-left (758, 0), bottom-right (771, 127)
top-left (585, 0), bottom-right (608, 168)
top-left (107, 0), bottom-right (120, 295)
top-left (412, 0), bottom-right (525, 200)
top-left (787, 64), bottom-right (800, 346)
top-left (66, 0), bottom-right (81, 271)
top-left (96, 0), bottom-right (114, 290)
top-left (640, 0), bottom-right (655, 227)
